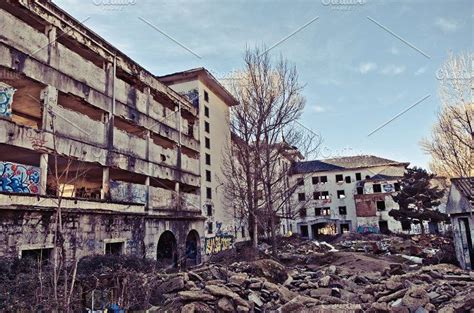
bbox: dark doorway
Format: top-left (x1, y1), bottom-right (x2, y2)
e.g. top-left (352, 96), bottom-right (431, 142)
top-left (459, 218), bottom-right (474, 269)
top-left (157, 231), bottom-right (177, 268)
top-left (300, 225), bottom-right (309, 238)
top-left (340, 223), bottom-right (350, 234)
top-left (379, 221), bottom-right (389, 234)
top-left (185, 230), bottom-right (200, 267)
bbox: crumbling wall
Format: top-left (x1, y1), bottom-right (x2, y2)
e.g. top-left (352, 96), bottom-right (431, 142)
top-left (0, 207), bottom-right (203, 263)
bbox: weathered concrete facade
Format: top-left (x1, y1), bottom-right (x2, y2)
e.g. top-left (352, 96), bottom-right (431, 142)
top-left (446, 177), bottom-right (474, 270)
top-left (289, 156), bottom-right (409, 238)
top-left (159, 69), bottom-right (243, 254)
top-left (0, 0), bottom-right (204, 266)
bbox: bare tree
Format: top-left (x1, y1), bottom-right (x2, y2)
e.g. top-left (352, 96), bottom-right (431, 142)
top-left (223, 47), bottom-right (321, 255)
top-left (421, 52), bottom-right (473, 178)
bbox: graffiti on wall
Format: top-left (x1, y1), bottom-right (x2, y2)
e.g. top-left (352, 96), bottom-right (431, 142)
top-left (205, 235), bottom-right (233, 255)
top-left (356, 225), bottom-right (379, 234)
top-left (110, 180), bottom-right (147, 204)
top-left (0, 87), bottom-right (15, 118)
top-left (0, 161), bottom-right (41, 194)
top-left (383, 184), bottom-right (395, 193)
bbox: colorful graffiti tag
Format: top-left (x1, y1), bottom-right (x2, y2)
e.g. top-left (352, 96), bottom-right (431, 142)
top-left (0, 161), bottom-right (41, 194)
top-left (205, 235), bottom-right (233, 255)
top-left (0, 87), bottom-right (15, 118)
top-left (356, 225), bottom-right (379, 234)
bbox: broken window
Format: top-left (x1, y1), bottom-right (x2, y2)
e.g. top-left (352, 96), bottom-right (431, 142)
top-left (345, 176), bottom-right (351, 183)
top-left (188, 123), bottom-right (194, 137)
top-left (394, 182), bottom-right (401, 191)
top-left (241, 226), bottom-right (246, 238)
top-left (320, 176), bottom-right (328, 183)
top-left (356, 187), bottom-right (364, 195)
top-left (355, 173), bottom-right (362, 181)
top-left (207, 222), bottom-right (213, 234)
top-left (299, 207), bottom-right (307, 218)
top-left (298, 193), bottom-right (306, 201)
top-left (21, 248), bottom-right (52, 263)
top-left (206, 187), bottom-right (212, 199)
top-left (315, 208), bottom-right (321, 216)
top-left (312, 177), bottom-right (319, 184)
top-left (336, 174), bottom-right (344, 183)
top-left (321, 207), bottom-right (331, 216)
top-left (204, 121), bottom-right (210, 133)
top-left (204, 91), bottom-right (209, 102)
top-left (339, 206), bottom-right (347, 215)
top-left (205, 153), bottom-right (211, 165)
top-left (297, 178), bottom-right (304, 186)
top-left (313, 192), bottom-right (320, 200)
top-left (321, 191), bottom-right (330, 200)
top-left (160, 154), bottom-right (166, 162)
top-left (376, 200), bottom-right (386, 211)
top-left (204, 105), bottom-right (209, 117)
top-left (105, 242), bottom-right (124, 255)
top-left (373, 184), bottom-right (382, 193)
top-left (205, 137), bottom-right (210, 149)
top-left (300, 225), bottom-right (309, 237)
top-left (206, 204), bottom-right (212, 216)
top-left (206, 170), bottom-right (211, 182)
top-left (337, 190), bottom-right (345, 199)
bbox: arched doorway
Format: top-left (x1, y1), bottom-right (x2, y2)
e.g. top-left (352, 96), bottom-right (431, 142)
top-left (157, 231), bottom-right (177, 268)
top-left (185, 230), bottom-right (200, 267)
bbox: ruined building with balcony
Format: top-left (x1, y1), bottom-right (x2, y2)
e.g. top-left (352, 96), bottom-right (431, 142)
top-left (289, 155), bottom-right (409, 238)
top-left (0, 1), bottom-right (203, 266)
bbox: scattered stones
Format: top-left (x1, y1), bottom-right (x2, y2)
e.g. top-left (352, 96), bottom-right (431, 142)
top-left (102, 234), bottom-right (474, 311)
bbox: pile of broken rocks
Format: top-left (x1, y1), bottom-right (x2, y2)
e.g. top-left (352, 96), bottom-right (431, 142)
top-left (151, 248), bottom-right (473, 312)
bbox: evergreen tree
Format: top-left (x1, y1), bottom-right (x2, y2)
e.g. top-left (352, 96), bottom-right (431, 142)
top-left (389, 167), bottom-right (447, 234)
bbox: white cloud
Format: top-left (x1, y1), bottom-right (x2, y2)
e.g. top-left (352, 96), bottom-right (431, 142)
top-left (414, 66), bottom-right (427, 76)
top-left (435, 17), bottom-right (458, 33)
top-left (359, 62), bottom-right (377, 74)
top-left (381, 65), bottom-right (406, 76)
top-left (311, 105), bottom-right (327, 113)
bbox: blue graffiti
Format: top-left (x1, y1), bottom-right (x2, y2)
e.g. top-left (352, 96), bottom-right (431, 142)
top-left (0, 161), bottom-right (41, 194)
top-left (0, 87), bottom-right (15, 118)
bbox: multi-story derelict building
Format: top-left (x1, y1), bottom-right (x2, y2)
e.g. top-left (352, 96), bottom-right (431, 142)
top-left (0, 0), bottom-right (204, 266)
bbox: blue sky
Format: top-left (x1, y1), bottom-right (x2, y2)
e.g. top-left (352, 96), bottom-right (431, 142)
top-left (54, 0), bottom-right (473, 168)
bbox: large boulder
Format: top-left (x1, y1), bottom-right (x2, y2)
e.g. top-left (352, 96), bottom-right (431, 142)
top-left (246, 259), bottom-right (288, 284)
top-left (150, 276), bottom-right (185, 305)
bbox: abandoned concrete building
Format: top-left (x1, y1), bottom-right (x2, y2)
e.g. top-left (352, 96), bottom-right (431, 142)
top-left (446, 177), bottom-right (474, 270)
top-left (158, 68), bottom-right (240, 255)
top-left (289, 155), bottom-right (409, 238)
top-left (0, 1), bottom-right (204, 266)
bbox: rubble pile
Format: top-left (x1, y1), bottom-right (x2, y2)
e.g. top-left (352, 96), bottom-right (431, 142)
top-left (334, 233), bottom-right (456, 265)
top-left (147, 235), bottom-right (472, 313)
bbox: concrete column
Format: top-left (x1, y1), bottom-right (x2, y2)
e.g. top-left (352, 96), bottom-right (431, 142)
top-left (101, 167), bottom-right (110, 200)
top-left (145, 176), bottom-right (150, 211)
top-left (39, 153), bottom-right (49, 196)
top-left (40, 85), bottom-right (58, 131)
top-left (175, 182), bottom-right (181, 210)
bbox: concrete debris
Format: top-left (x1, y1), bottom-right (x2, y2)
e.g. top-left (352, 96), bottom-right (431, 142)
top-left (85, 234), bottom-right (472, 312)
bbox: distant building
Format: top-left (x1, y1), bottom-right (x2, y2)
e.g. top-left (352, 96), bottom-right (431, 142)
top-left (446, 177), bottom-right (474, 270)
top-left (159, 68), bottom-right (239, 254)
top-left (289, 155), bottom-right (409, 238)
